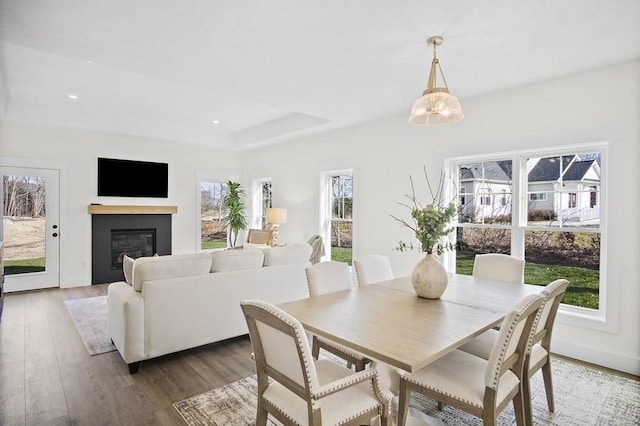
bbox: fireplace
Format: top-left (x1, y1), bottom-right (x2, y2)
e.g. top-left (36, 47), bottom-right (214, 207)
top-left (110, 228), bottom-right (156, 270)
top-left (90, 208), bottom-right (174, 284)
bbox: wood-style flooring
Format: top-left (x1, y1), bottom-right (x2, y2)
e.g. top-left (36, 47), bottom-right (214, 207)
top-left (0, 284), bottom-right (255, 425)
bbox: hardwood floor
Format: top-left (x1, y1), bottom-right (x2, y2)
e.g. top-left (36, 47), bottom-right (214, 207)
top-left (2, 285), bottom-right (637, 426)
top-left (0, 284), bottom-right (256, 425)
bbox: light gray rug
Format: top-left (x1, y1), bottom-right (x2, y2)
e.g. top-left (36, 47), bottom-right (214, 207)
top-left (173, 357), bottom-right (639, 426)
top-left (64, 295), bottom-right (116, 356)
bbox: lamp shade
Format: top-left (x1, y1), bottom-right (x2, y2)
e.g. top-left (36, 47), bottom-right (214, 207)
top-left (409, 89), bottom-right (464, 126)
top-left (266, 207), bottom-right (288, 224)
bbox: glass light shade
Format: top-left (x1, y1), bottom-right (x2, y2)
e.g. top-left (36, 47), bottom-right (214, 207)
top-left (266, 207), bottom-right (287, 224)
top-left (409, 89), bottom-right (464, 126)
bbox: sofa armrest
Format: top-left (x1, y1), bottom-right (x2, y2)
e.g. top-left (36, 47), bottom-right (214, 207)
top-left (108, 282), bottom-right (145, 364)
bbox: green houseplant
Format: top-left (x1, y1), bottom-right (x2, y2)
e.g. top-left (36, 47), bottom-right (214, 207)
top-left (221, 181), bottom-right (248, 247)
top-left (391, 168), bottom-right (456, 298)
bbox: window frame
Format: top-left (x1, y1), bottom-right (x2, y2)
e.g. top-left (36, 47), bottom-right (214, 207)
top-left (444, 142), bottom-right (611, 332)
top-left (196, 173), bottom-right (234, 252)
top-left (320, 169), bottom-right (355, 264)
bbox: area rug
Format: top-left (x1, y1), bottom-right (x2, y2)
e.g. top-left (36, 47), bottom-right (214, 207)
top-left (64, 295), bottom-right (116, 356)
top-left (173, 357), bottom-right (639, 426)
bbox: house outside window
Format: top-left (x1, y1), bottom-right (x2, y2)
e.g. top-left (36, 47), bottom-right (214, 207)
top-left (449, 146), bottom-right (604, 317)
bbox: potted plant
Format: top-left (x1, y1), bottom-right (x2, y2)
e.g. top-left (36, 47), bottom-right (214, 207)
top-left (391, 167), bottom-right (456, 298)
top-left (222, 181), bottom-right (248, 247)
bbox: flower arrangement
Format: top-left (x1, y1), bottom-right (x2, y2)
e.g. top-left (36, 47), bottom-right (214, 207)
top-left (391, 167), bottom-right (457, 255)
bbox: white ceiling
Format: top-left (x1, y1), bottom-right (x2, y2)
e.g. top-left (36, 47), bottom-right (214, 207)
top-left (1, 0), bottom-right (639, 151)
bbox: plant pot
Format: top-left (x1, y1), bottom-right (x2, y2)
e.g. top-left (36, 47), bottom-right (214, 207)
top-left (411, 254), bottom-right (448, 299)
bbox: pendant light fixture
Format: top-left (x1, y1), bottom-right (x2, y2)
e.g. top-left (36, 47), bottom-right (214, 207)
top-left (409, 36), bottom-right (464, 126)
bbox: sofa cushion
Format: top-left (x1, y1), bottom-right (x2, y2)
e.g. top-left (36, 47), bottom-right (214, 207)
top-left (131, 253), bottom-right (212, 292)
top-left (262, 244), bottom-right (312, 266)
top-left (122, 255), bottom-right (134, 285)
top-left (211, 248), bottom-right (264, 272)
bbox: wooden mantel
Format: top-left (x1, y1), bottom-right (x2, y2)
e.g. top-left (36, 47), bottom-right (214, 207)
top-left (87, 205), bottom-right (178, 215)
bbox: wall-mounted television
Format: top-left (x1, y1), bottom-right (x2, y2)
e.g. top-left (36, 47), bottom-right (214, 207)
top-left (98, 157), bottom-right (168, 198)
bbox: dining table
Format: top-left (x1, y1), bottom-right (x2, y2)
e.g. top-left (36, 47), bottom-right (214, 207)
top-left (277, 273), bottom-right (544, 425)
top-left (278, 273), bottom-right (544, 374)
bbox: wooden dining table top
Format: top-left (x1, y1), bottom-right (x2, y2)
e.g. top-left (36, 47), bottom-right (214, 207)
top-left (278, 274), bottom-right (543, 373)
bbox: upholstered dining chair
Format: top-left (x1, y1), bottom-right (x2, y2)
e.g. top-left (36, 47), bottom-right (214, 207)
top-left (240, 300), bottom-right (390, 426)
top-left (472, 253), bottom-right (525, 284)
top-left (397, 293), bottom-right (546, 426)
top-left (246, 228), bottom-right (274, 246)
top-left (458, 279), bottom-right (569, 423)
top-left (354, 255), bottom-right (393, 286)
top-left (305, 261), bottom-right (371, 371)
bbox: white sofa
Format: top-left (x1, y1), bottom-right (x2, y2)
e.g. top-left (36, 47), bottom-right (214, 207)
top-left (107, 244), bottom-right (312, 373)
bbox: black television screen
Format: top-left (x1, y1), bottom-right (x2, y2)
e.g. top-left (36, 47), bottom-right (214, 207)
top-left (98, 157), bottom-right (168, 198)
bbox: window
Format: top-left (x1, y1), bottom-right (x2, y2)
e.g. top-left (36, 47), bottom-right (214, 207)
top-left (252, 178), bottom-right (272, 228)
top-left (529, 192), bottom-right (548, 201)
top-left (199, 180), bottom-right (227, 249)
top-left (321, 171), bottom-right (354, 265)
top-left (450, 146), bottom-right (604, 317)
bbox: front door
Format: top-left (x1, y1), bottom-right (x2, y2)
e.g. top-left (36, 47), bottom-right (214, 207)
top-left (1, 166), bottom-right (60, 292)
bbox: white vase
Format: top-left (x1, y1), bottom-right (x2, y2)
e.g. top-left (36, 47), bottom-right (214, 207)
top-left (411, 254), bottom-right (448, 299)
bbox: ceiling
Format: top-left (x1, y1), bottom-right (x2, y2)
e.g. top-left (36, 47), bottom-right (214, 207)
top-left (1, 0), bottom-right (639, 151)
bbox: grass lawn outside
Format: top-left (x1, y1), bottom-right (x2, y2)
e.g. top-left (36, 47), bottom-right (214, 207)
top-left (456, 254), bottom-right (599, 309)
top-left (4, 257), bottom-right (46, 275)
top-left (331, 247), bottom-right (352, 265)
top-left (201, 241), bottom-right (227, 250)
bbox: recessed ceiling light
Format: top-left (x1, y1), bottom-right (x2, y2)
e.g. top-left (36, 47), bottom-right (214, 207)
top-left (212, 120), bottom-right (220, 125)
top-left (68, 94), bottom-right (79, 100)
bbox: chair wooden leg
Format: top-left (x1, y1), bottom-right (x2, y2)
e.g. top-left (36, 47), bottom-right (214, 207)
top-left (522, 375), bottom-right (533, 426)
top-left (311, 335), bottom-right (320, 360)
top-left (256, 399), bottom-right (268, 426)
top-left (541, 361), bottom-right (555, 412)
top-left (512, 389), bottom-right (526, 426)
top-left (397, 380), bottom-right (410, 426)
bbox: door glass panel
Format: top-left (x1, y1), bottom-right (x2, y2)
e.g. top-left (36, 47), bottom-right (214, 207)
top-left (3, 174), bottom-right (47, 275)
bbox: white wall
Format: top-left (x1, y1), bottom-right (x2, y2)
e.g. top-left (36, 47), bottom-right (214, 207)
top-left (0, 61), bottom-right (637, 374)
top-left (0, 123), bottom-right (242, 287)
top-left (241, 61), bottom-right (640, 375)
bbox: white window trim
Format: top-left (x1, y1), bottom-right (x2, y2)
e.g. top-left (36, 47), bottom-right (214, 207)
top-left (320, 169), bottom-right (355, 263)
top-left (443, 141), bottom-right (613, 333)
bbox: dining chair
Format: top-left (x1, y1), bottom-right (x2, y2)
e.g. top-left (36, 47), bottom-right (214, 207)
top-left (246, 228), bottom-right (274, 246)
top-left (354, 255), bottom-right (393, 286)
top-left (397, 293), bottom-right (546, 426)
top-left (458, 279), bottom-right (569, 422)
top-left (240, 300), bottom-right (390, 426)
top-left (305, 261), bottom-right (371, 371)
top-left (472, 253), bottom-right (525, 284)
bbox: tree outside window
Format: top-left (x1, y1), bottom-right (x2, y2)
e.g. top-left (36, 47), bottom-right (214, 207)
top-left (200, 181), bottom-right (227, 249)
top-left (330, 174), bottom-right (353, 264)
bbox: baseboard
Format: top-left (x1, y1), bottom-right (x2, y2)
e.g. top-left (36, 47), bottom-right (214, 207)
top-left (553, 338), bottom-right (640, 376)
top-left (60, 278), bottom-right (91, 288)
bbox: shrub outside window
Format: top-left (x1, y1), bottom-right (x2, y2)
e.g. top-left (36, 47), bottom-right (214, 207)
top-left (451, 148), bottom-right (603, 313)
